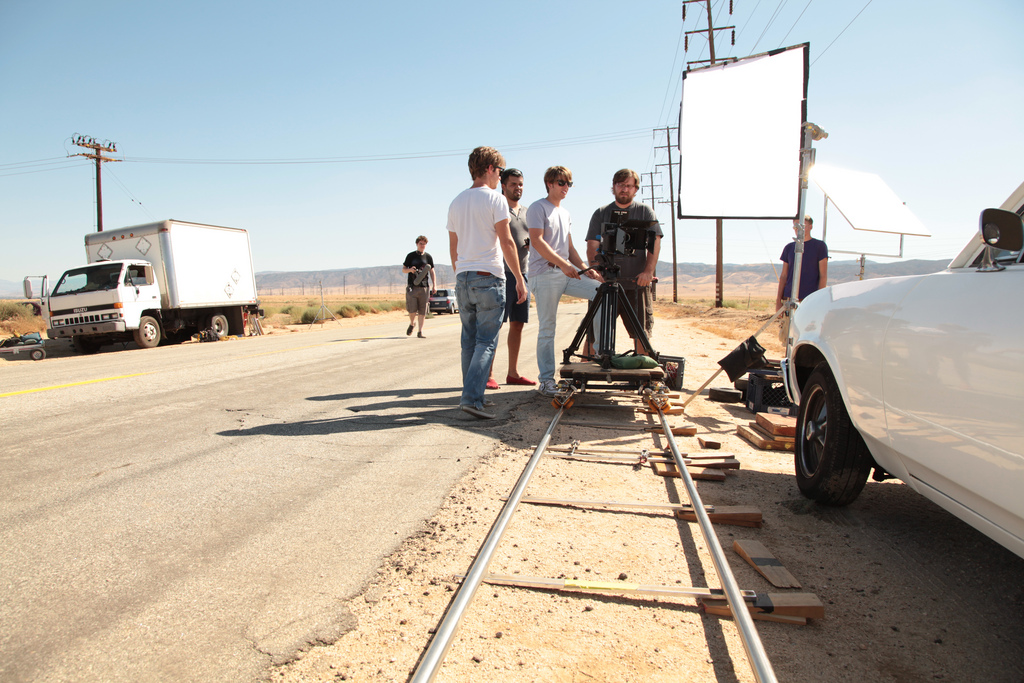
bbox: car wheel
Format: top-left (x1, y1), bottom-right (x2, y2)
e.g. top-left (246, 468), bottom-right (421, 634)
top-left (133, 315), bottom-right (162, 349)
top-left (795, 361), bottom-right (873, 506)
top-left (208, 314), bottom-right (229, 339)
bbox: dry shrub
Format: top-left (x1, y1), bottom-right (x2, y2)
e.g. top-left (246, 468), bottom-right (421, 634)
top-left (0, 300), bottom-right (45, 337)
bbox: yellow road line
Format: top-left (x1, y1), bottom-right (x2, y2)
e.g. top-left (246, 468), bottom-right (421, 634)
top-left (0, 372), bottom-right (153, 398)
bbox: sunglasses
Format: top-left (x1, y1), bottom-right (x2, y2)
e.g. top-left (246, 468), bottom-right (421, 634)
top-left (555, 179), bottom-right (573, 187)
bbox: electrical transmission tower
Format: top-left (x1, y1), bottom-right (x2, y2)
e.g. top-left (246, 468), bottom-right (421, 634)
top-left (71, 134), bottom-right (120, 232)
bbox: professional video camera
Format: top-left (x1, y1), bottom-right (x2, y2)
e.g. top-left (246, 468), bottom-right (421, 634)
top-left (599, 209), bottom-right (656, 261)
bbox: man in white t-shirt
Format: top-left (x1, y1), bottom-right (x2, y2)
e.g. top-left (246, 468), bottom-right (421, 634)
top-left (447, 146), bottom-right (527, 419)
top-left (526, 165), bottom-right (603, 397)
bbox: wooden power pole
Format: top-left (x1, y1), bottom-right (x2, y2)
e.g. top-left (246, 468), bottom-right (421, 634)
top-left (71, 135), bottom-right (120, 232)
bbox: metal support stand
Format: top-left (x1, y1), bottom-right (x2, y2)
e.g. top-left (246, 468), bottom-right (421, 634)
top-left (307, 280), bottom-right (338, 328)
top-left (562, 266), bottom-right (656, 369)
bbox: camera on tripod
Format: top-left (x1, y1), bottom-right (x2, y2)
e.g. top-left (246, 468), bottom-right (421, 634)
top-left (600, 209), bottom-right (656, 261)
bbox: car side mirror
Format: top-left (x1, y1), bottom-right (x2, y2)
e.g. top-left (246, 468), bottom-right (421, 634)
top-left (977, 208), bottom-right (1023, 272)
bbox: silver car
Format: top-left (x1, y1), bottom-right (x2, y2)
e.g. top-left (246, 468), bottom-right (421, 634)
top-left (783, 205), bottom-right (1024, 559)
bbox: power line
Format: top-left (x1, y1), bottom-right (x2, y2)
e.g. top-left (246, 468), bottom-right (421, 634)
top-left (778, 0), bottom-right (814, 47)
top-left (812, 0), bottom-right (873, 65)
top-left (119, 129), bottom-right (653, 166)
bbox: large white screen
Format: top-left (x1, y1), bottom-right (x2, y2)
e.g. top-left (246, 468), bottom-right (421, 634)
top-left (678, 44), bottom-right (807, 219)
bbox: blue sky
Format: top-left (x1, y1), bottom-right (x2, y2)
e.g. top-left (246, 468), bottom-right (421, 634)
top-left (2, 0), bottom-right (1022, 286)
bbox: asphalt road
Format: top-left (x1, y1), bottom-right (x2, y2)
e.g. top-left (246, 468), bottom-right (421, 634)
top-left (0, 308), bottom-right (587, 682)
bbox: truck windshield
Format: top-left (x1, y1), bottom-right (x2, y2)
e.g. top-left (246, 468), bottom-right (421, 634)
top-left (51, 264), bottom-right (124, 296)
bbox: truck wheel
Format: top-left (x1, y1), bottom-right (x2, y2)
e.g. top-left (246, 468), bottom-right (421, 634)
top-left (72, 336), bottom-right (101, 354)
top-left (134, 316), bottom-right (162, 349)
top-left (795, 362), bottom-right (874, 506)
top-left (208, 314), bottom-right (229, 339)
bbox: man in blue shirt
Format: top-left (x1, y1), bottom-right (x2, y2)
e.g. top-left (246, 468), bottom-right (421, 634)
top-left (776, 215), bottom-right (828, 311)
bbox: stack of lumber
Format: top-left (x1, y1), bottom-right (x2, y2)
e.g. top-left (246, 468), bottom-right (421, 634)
top-left (737, 413), bottom-right (796, 451)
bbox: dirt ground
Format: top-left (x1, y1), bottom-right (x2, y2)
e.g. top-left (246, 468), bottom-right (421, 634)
top-left (273, 303), bottom-right (1024, 683)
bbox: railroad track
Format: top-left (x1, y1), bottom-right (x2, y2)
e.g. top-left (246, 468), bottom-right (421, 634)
top-left (408, 375), bottom-right (815, 683)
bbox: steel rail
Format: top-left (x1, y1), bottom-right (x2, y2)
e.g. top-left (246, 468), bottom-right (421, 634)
top-left (656, 407), bottom-right (779, 683)
top-left (409, 405), bottom-right (566, 683)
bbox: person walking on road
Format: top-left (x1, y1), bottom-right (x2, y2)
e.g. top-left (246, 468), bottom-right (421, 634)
top-left (402, 236), bottom-right (435, 338)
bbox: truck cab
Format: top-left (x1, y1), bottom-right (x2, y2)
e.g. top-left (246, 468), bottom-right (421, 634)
top-left (44, 259), bottom-right (162, 352)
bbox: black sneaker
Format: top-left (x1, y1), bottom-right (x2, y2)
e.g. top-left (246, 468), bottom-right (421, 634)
top-left (417, 332), bottom-right (425, 338)
top-left (406, 324), bottom-right (414, 336)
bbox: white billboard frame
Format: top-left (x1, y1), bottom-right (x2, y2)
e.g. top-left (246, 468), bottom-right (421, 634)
top-left (677, 43), bottom-right (809, 220)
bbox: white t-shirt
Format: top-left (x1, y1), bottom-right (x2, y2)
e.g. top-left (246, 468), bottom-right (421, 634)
top-left (526, 198), bottom-right (572, 276)
top-left (446, 186), bottom-right (510, 277)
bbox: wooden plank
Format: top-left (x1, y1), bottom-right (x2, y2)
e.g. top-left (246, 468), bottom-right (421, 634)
top-left (692, 458), bottom-right (740, 470)
top-left (747, 421), bottom-right (795, 443)
top-left (700, 593), bottom-right (824, 619)
top-left (652, 462), bottom-right (726, 481)
top-left (675, 506), bottom-right (762, 527)
top-left (649, 424), bottom-right (698, 436)
top-left (560, 421), bottom-right (696, 436)
top-left (755, 413), bottom-right (797, 437)
top-left (737, 424), bottom-right (794, 451)
top-left (733, 540), bottom-right (802, 588)
top-left (700, 603), bottom-right (807, 625)
top-left (697, 437), bottom-right (721, 449)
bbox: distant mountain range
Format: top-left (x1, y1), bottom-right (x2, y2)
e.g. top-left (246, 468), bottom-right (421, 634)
top-left (1, 258), bottom-right (951, 299)
top-left (251, 258), bottom-right (951, 296)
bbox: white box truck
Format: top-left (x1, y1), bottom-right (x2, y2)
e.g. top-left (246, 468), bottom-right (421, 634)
top-left (25, 220), bottom-right (261, 354)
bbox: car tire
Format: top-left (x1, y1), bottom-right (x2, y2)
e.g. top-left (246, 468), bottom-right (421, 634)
top-left (795, 361), bottom-right (874, 506)
top-left (133, 315), bottom-right (162, 349)
top-left (708, 387), bottom-right (743, 403)
top-left (208, 314), bottom-right (229, 339)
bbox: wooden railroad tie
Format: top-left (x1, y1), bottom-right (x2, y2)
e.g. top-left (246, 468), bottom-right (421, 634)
top-left (652, 461), bottom-right (726, 481)
top-left (697, 437), bottom-right (722, 450)
top-left (733, 539), bottom-right (802, 588)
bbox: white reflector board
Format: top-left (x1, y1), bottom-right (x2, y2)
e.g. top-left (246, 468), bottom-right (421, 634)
top-left (811, 164), bottom-right (931, 237)
top-left (678, 44), bottom-right (808, 220)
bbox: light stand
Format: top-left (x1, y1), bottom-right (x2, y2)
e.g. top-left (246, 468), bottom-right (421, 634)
top-left (308, 280), bottom-right (339, 328)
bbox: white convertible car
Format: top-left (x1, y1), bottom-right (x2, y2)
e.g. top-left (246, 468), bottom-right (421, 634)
top-left (783, 200), bottom-right (1024, 560)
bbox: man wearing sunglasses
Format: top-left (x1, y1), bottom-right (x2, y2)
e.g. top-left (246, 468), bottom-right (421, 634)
top-left (585, 168), bottom-right (662, 353)
top-left (447, 146), bottom-right (527, 419)
top-left (526, 166), bottom-right (603, 398)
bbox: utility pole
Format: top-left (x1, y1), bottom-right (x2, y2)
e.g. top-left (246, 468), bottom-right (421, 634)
top-left (71, 135), bottom-right (120, 232)
top-left (683, 0), bottom-right (735, 307)
top-left (654, 128), bottom-right (680, 302)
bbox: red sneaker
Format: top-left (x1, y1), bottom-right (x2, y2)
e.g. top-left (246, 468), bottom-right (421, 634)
top-left (506, 375), bottom-right (537, 386)
top-left (486, 378), bottom-right (500, 390)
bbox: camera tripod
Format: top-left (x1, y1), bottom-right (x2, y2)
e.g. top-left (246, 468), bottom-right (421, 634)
top-left (562, 262), bottom-right (658, 369)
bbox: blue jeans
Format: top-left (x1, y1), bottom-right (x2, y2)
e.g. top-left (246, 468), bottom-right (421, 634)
top-left (530, 268), bottom-right (600, 384)
top-left (455, 271), bottom-right (506, 409)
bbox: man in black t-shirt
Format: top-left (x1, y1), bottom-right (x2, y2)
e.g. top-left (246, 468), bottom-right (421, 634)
top-left (402, 235), bottom-right (435, 338)
top-left (585, 168), bottom-right (663, 353)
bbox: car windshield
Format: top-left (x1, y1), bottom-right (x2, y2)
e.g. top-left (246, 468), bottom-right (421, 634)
top-left (51, 263), bottom-right (124, 296)
top-left (433, 289), bottom-right (449, 297)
